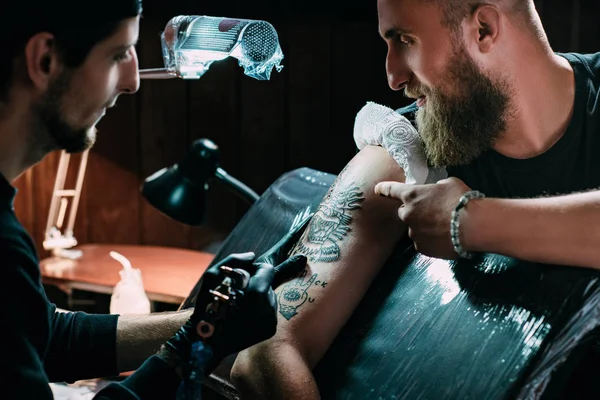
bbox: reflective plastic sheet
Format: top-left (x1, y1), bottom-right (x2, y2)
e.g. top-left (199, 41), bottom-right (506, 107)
top-left (315, 251), bottom-right (600, 399)
top-left (182, 168), bottom-right (600, 399)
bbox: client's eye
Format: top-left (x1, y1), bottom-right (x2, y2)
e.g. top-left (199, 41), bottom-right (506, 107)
top-left (399, 35), bottom-right (414, 46)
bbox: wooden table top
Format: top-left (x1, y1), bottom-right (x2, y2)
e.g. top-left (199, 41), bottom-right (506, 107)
top-left (41, 244), bottom-right (215, 304)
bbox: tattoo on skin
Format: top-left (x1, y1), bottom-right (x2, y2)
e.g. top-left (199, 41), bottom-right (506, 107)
top-left (280, 166), bottom-right (363, 320)
top-left (291, 167), bottom-right (365, 263)
top-left (278, 271), bottom-right (329, 320)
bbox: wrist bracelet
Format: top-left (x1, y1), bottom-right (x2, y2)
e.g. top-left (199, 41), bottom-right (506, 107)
top-left (450, 190), bottom-right (485, 259)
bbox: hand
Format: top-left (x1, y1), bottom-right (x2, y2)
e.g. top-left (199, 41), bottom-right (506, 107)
top-left (163, 211), bottom-right (312, 373)
top-left (163, 253), bottom-right (306, 373)
top-left (374, 177), bottom-right (472, 259)
top-left (255, 210), bottom-right (313, 287)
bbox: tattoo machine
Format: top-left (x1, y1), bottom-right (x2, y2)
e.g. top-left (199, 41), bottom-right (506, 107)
top-left (177, 265), bottom-right (251, 400)
top-left (195, 265), bottom-right (251, 339)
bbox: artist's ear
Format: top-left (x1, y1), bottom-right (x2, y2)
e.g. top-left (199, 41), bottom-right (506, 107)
top-left (465, 4), bottom-right (502, 54)
top-left (24, 33), bottom-right (61, 90)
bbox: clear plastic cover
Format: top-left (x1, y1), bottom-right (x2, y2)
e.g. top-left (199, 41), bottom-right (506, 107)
top-left (185, 168), bottom-right (600, 399)
top-left (161, 15), bottom-right (284, 80)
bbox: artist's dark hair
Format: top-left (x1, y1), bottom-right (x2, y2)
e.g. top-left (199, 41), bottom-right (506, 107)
top-left (0, 0), bottom-right (143, 101)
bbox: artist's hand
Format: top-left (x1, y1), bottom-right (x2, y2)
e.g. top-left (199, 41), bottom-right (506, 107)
top-left (255, 210), bottom-right (313, 287)
top-left (374, 177), bottom-right (472, 259)
top-left (199, 212), bottom-right (312, 363)
top-left (163, 252), bottom-right (306, 372)
top-left (163, 212), bottom-right (311, 373)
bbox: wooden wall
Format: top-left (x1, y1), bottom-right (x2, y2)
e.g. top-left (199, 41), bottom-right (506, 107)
top-left (13, 0), bottom-right (600, 257)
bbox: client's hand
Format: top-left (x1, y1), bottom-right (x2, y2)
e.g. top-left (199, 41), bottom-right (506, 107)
top-left (375, 177), bottom-right (472, 259)
top-left (162, 211), bottom-right (311, 374)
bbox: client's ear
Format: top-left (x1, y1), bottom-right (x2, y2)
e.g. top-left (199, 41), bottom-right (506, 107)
top-left (466, 4), bottom-right (502, 54)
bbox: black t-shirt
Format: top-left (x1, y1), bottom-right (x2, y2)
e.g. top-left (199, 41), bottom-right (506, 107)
top-left (397, 51), bottom-right (600, 399)
top-left (397, 52), bottom-right (600, 198)
top-left (0, 173), bottom-right (180, 399)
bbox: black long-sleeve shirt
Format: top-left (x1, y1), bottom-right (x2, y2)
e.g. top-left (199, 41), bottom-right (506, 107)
top-left (1, 173), bottom-right (180, 399)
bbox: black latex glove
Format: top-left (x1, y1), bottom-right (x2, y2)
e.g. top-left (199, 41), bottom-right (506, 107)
top-left (164, 211), bottom-right (312, 373)
top-left (255, 211), bottom-right (313, 287)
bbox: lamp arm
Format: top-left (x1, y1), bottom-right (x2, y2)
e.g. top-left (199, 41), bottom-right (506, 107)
top-left (214, 167), bottom-right (260, 204)
top-left (139, 68), bottom-right (178, 79)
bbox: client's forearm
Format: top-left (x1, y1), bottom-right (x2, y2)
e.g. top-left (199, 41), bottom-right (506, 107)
top-left (116, 309), bottom-right (192, 372)
top-left (232, 146), bottom-right (407, 399)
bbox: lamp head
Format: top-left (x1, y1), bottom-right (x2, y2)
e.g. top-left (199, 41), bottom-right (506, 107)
top-left (142, 139), bottom-right (221, 226)
top-left (157, 15), bottom-right (284, 80)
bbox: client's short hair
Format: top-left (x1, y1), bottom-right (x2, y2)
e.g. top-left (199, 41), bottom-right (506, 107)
top-left (419, 0), bottom-right (533, 33)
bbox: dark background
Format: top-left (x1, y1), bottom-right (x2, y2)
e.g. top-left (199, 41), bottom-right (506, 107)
top-left (13, 0), bottom-right (600, 257)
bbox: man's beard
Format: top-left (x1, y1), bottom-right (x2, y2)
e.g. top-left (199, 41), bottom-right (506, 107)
top-left (34, 71), bottom-right (97, 154)
top-left (407, 47), bottom-right (511, 168)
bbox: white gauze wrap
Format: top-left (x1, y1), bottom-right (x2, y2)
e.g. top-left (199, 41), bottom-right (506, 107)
top-left (353, 101), bottom-right (447, 184)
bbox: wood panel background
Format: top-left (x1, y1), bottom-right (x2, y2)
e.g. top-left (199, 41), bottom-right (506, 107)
top-left (13, 0), bottom-right (600, 257)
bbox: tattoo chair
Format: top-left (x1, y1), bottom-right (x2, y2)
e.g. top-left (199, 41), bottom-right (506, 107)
top-left (182, 167), bottom-right (600, 399)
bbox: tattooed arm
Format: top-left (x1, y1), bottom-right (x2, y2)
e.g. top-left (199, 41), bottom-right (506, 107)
top-left (231, 146), bottom-right (407, 399)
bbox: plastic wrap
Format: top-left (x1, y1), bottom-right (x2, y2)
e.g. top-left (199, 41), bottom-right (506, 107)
top-left (182, 168), bottom-right (600, 399)
top-left (161, 15), bottom-right (284, 80)
top-left (354, 102), bottom-right (447, 184)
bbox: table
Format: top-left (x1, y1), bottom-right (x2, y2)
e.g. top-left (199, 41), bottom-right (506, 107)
top-left (41, 244), bottom-right (214, 305)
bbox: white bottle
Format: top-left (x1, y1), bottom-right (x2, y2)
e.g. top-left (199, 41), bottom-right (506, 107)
top-left (109, 251), bottom-right (151, 315)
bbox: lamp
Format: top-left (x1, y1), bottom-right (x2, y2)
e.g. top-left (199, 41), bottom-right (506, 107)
top-left (139, 15), bottom-right (284, 81)
top-left (142, 138), bottom-right (259, 226)
top-left (139, 15), bottom-right (282, 225)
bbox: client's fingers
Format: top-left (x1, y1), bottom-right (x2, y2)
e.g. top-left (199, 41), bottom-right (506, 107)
top-left (374, 181), bottom-right (406, 200)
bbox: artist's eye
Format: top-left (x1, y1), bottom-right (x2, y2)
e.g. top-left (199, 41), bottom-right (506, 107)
top-left (114, 50), bottom-right (132, 63)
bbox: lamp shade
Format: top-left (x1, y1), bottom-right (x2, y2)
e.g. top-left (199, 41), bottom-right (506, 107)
top-left (139, 15), bottom-right (284, 80)
top-left (142, 138), bottom-right (220, 226)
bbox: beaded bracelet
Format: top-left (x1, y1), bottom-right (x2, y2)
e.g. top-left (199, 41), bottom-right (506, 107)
top-left (450, 190), bottom-right (485, 259)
